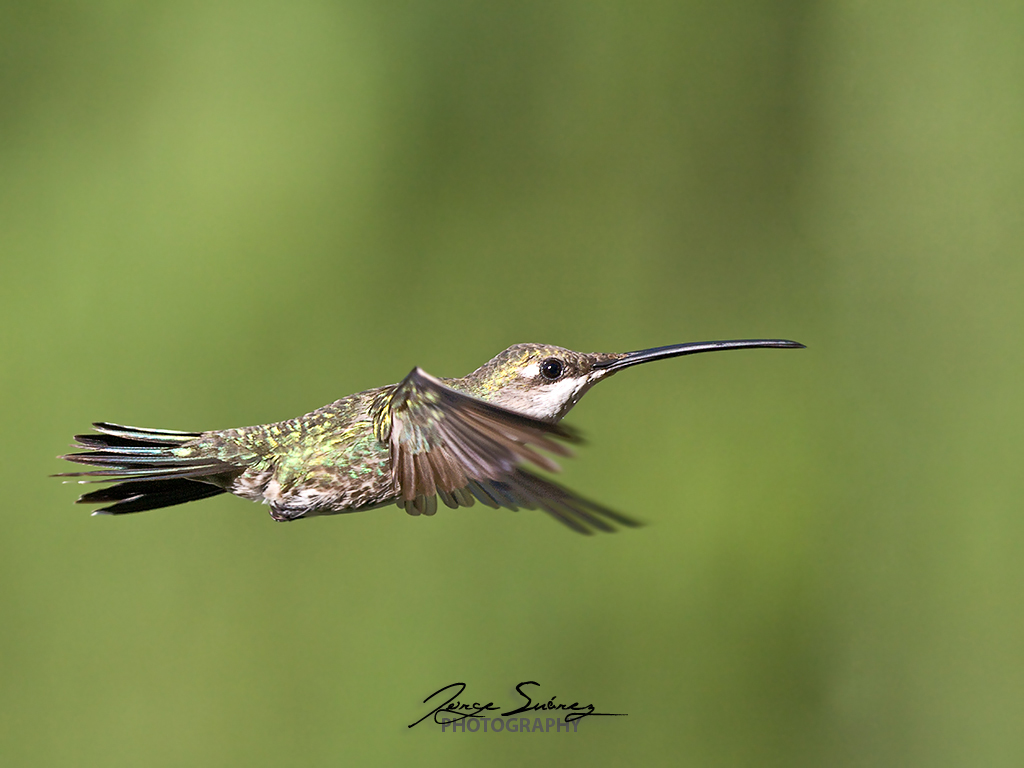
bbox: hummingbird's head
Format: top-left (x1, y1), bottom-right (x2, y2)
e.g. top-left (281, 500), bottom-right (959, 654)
top-left (457, 339), bottom-right (805, 422)
top-left (458, 343), bottom-right (621, 422)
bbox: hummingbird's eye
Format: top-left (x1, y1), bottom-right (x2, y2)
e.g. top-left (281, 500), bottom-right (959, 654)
top-left (539, 358), bottom-right (564, 381)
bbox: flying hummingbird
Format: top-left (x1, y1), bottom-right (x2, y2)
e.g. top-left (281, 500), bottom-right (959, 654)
top-left (57, 339), bottom-right (803, 534)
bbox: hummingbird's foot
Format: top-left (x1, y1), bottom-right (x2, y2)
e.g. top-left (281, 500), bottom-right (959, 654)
top-left (269, 505), bottom-right (306, 522)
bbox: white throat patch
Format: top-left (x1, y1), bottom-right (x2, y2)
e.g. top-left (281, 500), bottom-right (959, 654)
top-left (518, 376), bottom-right (588, 420)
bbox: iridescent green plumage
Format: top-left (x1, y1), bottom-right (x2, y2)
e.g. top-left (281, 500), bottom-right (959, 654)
top-left (58, 339), bottom-right (804, 533)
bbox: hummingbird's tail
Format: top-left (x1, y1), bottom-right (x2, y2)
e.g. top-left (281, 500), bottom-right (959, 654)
top-left (55, 422), bottom-right (238, 515)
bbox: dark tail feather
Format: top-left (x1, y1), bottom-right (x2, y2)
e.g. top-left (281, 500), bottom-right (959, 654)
top-left (79, 478), bottom-right (227, 515)
top-left (56, 422), bottom-right (238, 515)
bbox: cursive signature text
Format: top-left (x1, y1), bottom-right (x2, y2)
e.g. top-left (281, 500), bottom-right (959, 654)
top-left (408, 681), bottom-right (625, 728)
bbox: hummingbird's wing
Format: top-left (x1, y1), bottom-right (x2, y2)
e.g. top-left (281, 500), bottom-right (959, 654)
top-left (384, 368), bottom-right (640, 534)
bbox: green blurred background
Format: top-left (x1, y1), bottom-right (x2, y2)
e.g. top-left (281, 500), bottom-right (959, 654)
top-left (2, 1), bottom-right (1022, 766)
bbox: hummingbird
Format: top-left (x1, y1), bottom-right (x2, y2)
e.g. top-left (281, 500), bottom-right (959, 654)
top-left (57, 339), bottom-right (803, 534)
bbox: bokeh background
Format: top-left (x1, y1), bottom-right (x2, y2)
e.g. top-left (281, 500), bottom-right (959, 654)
top-left (2, 1), bottom-right (1022, 766)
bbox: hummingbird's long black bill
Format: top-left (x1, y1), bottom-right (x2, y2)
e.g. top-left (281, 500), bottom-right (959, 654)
top-left (593, 339), bottom-right (805, 373)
